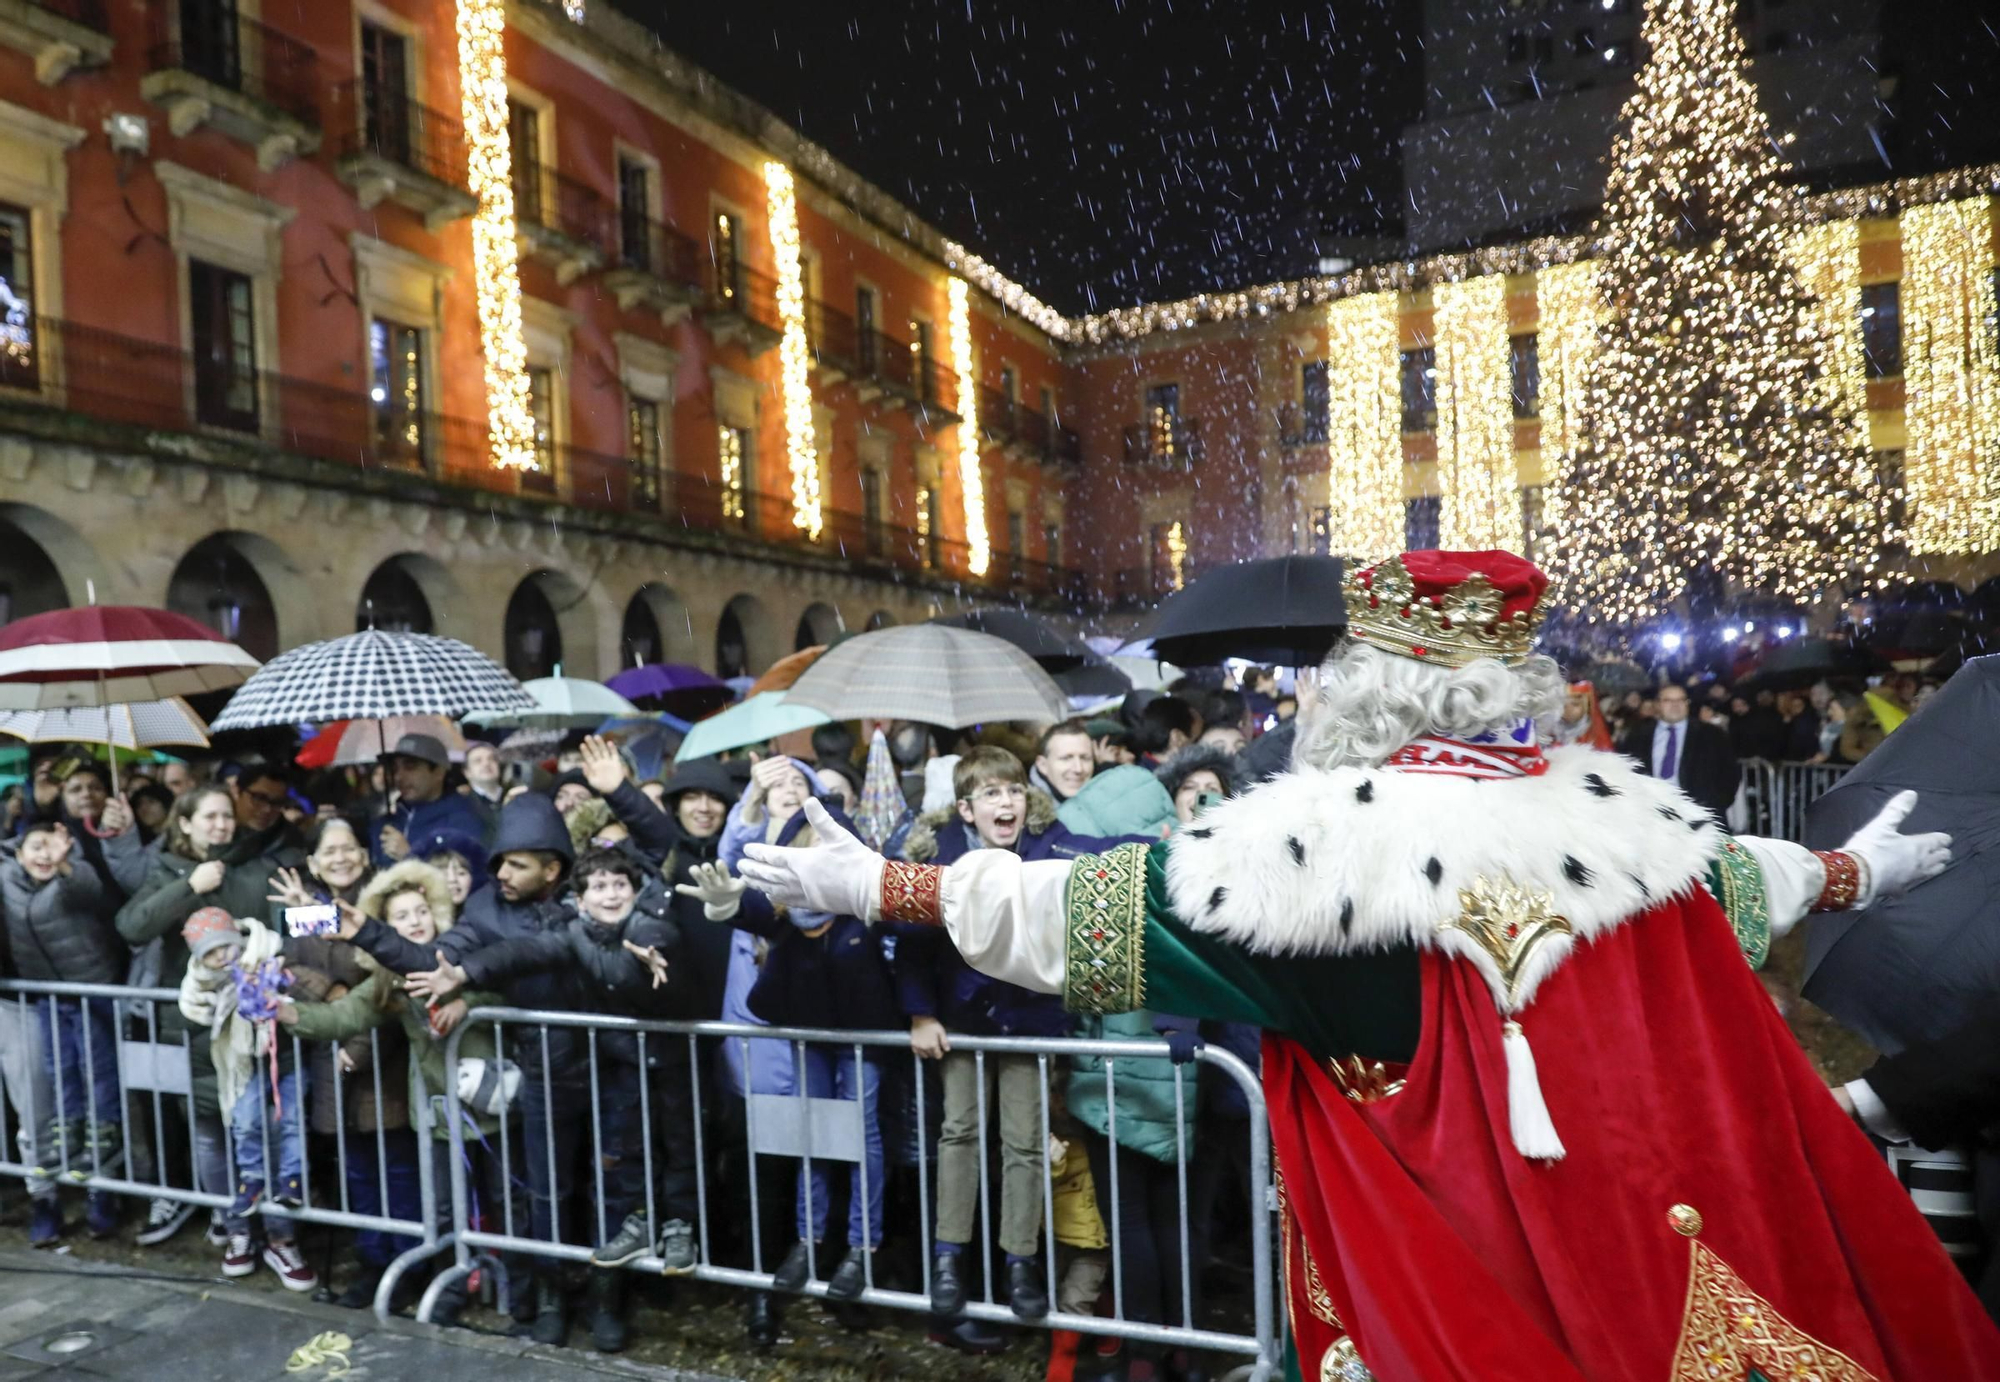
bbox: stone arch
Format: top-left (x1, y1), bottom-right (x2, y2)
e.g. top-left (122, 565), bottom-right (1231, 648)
top-left (356, 553), bottom-right (461, 636)
top-left (715, 592), bottom-right (776, 678)
top-left (794, 600), bottom-right (844, 650)
top-left (0, 503), bottom-right (107, 622)
top-left (864, 609), bottom-right (897, 632)
top-left (166, 530), bottom-right (308, 661)
top-left (622, 582), bottom-right (697, 668)
top-left (503, 569), bottom-right (603, 681)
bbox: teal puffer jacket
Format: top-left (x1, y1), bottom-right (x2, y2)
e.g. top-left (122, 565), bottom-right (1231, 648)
top-left (1066, 1008), bottom-right (1195, 1164)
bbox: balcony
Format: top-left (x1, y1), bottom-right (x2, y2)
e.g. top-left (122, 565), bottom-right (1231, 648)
top-left (0, 314), bottom-right (1093, 604)
top-left (700, 261), bottom-right (783, 357)
top-left (512, 160), bottom-right (610, 286)
top-left (1122, 415), bottom-right (1204, 469)
top-left (976, 387), bottom-right (1075, 466)
top-left (140, 1), bottom-right (320, 168)
top-left (0, 0), bottom-right (111, 84)
top-left (602, 211), bottom-right (702, 321)
top-left (329, 81), bottom-right (476, 231)
top-left (1277, 401), bottom-right (1329, 448)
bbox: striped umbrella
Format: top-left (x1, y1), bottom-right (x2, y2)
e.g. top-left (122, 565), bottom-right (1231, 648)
top-left (0, 696), bottom-right (210, 752)
top-left (211, 630), bottom-right (534, 732)
top-left (784, 625), bottom-right (1069, 728)
top-left (0, 605), bottom-right (259, 710)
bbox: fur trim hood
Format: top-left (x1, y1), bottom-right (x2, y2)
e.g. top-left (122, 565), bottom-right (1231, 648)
top-left (1154, 744), bottom-right (1243, 801)
top-left (354, 860), bottom-right (456, 987)
top-left (901, 788), bottom-right (1059, 863)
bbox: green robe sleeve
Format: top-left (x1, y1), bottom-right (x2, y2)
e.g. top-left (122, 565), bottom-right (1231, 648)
top-left (1705, 838), bottom-right (1773, 970)
top-left (1060, 842), bottom-right (1421, 1063)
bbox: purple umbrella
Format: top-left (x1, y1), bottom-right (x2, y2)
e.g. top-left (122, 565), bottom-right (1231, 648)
top-left (606, 663), bottom-right (733, 717)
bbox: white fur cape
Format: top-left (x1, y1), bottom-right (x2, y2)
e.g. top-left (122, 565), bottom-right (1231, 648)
top-left (1163, 746), bottom-right (1720, 967)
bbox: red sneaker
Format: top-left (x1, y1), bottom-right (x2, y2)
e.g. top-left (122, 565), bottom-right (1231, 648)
top-left (263, 1240), bottom-right (318, 1293)
top-left (221, 1232), bottom-right (257, 1278)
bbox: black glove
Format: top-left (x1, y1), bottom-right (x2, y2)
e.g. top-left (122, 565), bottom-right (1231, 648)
top-left (1160, 1028), bottom-right (1204, 1065)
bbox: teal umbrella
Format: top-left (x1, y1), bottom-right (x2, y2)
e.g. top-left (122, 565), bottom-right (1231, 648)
top-left (674, 691), bottom-right (829, 763)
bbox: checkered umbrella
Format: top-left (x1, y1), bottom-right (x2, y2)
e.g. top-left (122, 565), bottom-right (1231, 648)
top-left (784, 625), bottom-right (1069, 728)
top-left (209, 630), bottom-right (535, 732)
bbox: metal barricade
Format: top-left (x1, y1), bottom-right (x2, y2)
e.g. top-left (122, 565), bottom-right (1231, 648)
top-left (432, 1008), bottom-right (1280, 1381)
top-left (1738, 759), bottom-right (1851, 841)
top-left (0, 978), bottom-right (444, 1321)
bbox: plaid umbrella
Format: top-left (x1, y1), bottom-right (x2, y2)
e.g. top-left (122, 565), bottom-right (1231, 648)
top-left (464, 676), bottom-right (639, 730)
top-left (210, 630), bottom-right (534, 732)
top-left (0, 696), bottom-right (210, 752)
top-left (0, 605), bottom-right (259, 710)
top-left (785, 625), bottom-right (1069, 728)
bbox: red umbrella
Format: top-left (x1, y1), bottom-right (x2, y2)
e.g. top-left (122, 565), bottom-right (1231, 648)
top-left (0, 606), bottom-right (260, 710)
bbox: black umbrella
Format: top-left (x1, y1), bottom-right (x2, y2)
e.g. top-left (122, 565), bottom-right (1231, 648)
top-left (1733, 639), bottom-right (1885, 695)
top-left (1862, 610), bottom-right (1979, 660)
top-left (1145, 555), bottom-right (1347, 667)
top-left (1054, 652), bottom-right (1134, 700)
top-left (1800, 655), bottom-right (2000, 1053)
top-left (932, 608), bottom-right (1091, 673)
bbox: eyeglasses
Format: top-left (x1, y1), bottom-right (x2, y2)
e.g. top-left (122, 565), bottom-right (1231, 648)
top-left (963, 785), bottom-right (1027, 807)
top-left (243, 789), bottom-right (288, 809)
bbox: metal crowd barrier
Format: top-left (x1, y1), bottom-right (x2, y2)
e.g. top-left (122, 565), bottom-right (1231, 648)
top-left (0, 978), bottom-right (445, 1319)
top-left (429, 1008), bottom-right (1281, 1381)
top-left (1737, 759), bottom-right (1851, 842)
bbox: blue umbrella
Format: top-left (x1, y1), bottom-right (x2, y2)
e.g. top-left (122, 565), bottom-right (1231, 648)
top-left (674, 692), bottom-right (829, 763)
top-left (597, 713), bottom-right (691, 782)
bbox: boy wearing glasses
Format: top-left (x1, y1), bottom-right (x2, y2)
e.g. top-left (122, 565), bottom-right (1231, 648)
top-left (895, 747), bottom-right (1126, 1323)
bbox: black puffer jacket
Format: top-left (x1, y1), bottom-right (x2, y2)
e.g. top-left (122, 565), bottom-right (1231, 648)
top-left (1, 854), bottom-right (126, 983)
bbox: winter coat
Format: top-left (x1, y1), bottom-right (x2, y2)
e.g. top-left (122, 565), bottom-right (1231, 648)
top-left (266, 875), bottom-right (404, 1135)
top-left (1067, 1009), bottom-right (1195, 1164)
top-left (373, 790), bottom-right (492, 865)
top-left (894, 791), bottom-right (1117, 1038)
top-left (659, 819), bottom-right (729, 1020)
top-left (1056, 765), bottom-right (1176, 841)
top-left (1051, 1135), bottom-right (1108, 1251)
top-left (1, 855), bottom-right (126, 984)
top-left (32, 811), bottom-right (150, 923)
top-left (179, 916), bottom-right (286, 1117)
top-left (1153, 743), bottom-right (1244, 804)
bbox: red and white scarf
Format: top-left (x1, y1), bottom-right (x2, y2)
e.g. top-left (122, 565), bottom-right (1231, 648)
top-left (1382, 732), bottom-right (1548, 780)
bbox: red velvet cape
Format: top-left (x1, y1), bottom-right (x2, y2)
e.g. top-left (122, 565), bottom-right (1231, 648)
top-left (1265, 887), bottom-right (2000, 1381)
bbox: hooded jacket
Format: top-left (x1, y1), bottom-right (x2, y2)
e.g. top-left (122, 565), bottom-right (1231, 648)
top-left (1054, 764), bottom-right (1177, 841)
top-left (893, 789), bottom-right (1122, 1038)
top-left (655, 762), bottom-right (731, 1018)
top-left (1154, 743), bottom-right (1245, 806)
top-left (1, 853), bottom-right (125, 984)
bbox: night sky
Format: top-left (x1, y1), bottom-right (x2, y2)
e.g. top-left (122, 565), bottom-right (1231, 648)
top-left (627, 1), bottom-right (1422, 315)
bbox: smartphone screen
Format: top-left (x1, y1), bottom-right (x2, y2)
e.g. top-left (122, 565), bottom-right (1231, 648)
top-left (285, 903), bottom-right (340, 938)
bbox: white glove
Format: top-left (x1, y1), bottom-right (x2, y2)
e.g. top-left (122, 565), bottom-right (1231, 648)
top-left (1840, 789), bottom-right (1952, 907)
top-left (739, 798), bottom-right (886, 922)
top-left (675, 861), bottom-right (747, 921)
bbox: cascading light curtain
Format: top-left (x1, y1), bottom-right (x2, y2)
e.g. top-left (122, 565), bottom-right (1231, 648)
top-left (1322, 291), bottom-right (1405, 563)
top-left (1433, 274), bottom-right (1519, 550)
top-left (1901, 197), bottom-right (2000, 554)
top-left (1530, 261), bottom-right (1600, 540)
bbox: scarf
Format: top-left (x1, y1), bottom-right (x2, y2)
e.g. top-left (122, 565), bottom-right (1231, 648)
top-left (1382, 720), bottom-right (1549, 781)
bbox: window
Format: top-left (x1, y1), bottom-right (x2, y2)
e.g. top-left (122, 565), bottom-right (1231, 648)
top-left (1511, 334), bottom-right (1540, 418)
top-left (1520, 485), bottom-right (1545, 560)
top-left (1400, 347), bottom-right (1437, 431)
top-left (628, 396), bottom-right (661, 512)
top-left (369, 317), bottom-right (426, 466)
top-left (1405, 496), bottom-right (1441, 551)
top-left (0, 203), bottom-right (38, 390)
top-left (717, 423), bottom-right (747, 524)
top-left (358, 20), bottom-right (411, 165)
top-left (1039, 384), bottom-right (1056, 421)
top-left (909, 317), bottom-right (936, 402)
top-left (180, 0), bottom-right (243, 91)
top-left (189, 259), bottom-right (258, 431)
top-left (618, 157), bottom-right (652, 272)
top-left (509, 102), bottom-right (543, 227)
top-left (1300, 360), bottom-right (1330, 442)
top-left (712, 211), bottom-right (741, 303)
top-left (1043, 521), bottom-right (1061, 567)
top-left (523, 366), bottom-right (556, 494)
top-left (1145, 381), bottom-right (1181, 460)
top-left (1861, 281), bottom-right (1901, 379)
top-left (1507, 29), bottom-right (1529, 61)
top-left (919, 486), bottom-right (942, 568)
top-left (854, 285), bottom-right (877, 371)
top-left (860, 467), bottom-right (885, 557)
top-left (1006, 510), bottom-right (1025, 581)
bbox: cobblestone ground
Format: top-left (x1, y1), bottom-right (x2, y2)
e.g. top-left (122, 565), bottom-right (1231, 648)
top-left (0, 1199), bottom-right (1256, 1382)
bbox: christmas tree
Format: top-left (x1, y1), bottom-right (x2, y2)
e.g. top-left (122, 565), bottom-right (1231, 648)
top-left (1554, 0), bottom-right (1890, 629)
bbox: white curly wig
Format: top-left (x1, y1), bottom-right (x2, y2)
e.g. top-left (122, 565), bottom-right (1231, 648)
top-left (1291, 640), bottom-right (1567, 773)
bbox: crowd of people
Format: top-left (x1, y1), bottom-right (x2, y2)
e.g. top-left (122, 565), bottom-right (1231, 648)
top-left (0, 655), bottom-right (1965, 1377)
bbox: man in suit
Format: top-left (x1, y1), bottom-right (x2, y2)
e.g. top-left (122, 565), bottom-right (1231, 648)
top-left (1618, 682), bottom-right (1739, 821)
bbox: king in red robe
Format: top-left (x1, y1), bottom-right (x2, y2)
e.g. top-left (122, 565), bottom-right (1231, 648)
top-left (742, 550), bottom-right (1997, 1382)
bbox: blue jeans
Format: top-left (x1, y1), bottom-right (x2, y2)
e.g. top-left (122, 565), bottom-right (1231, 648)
top-left (794, 1047), bottom-right (883, 1250)
top-left (231, 1067), bottom-right (304, 1191)
top-left (341, 1127), bottom-right (423, 1266)
top-left (38, 996), bottom-right (120, 1132)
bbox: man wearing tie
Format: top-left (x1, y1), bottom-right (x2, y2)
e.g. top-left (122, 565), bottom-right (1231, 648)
top-left (1618, 682), bottom-right (1740, 821)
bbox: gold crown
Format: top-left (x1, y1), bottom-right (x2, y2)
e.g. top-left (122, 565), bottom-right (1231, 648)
top-left (1344, 556), bottom-right (1550, 668)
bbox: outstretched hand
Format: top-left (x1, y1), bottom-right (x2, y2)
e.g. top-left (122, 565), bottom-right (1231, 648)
top-left (579, 735), bottom-right (628, 797)
top-left (1842, 788), bottom-right (1952, 906)
top-left (674, 860), bottom-right (746, 921)
top-left (621, 938), bottom-right (671, 988)
top-left (405, 948), bottom-right (468, 1004)
top-left (738, 798), bottom-right (886, 922)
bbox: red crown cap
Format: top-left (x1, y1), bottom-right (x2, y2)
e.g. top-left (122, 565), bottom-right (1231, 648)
top-left (1345, 549), bottom-right (1552, 668)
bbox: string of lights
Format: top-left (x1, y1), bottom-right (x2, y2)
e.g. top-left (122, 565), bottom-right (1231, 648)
top-left (1900, 197), bottom-right (2000, 554)
top-left (1788, 220), bottom-right (1871, 457)
top-left (947, 278), bottom-right (991, 577)
top-left (942, 240), bottom-right (1073, 345)
top-left (455, 0), bottom-right (535, 473)
top-left (1320, 291), bottom-right (1403, 564)
top-left (763, 162), bottom-right (825, 541)
top-left (1433, 274), bottom-right (1518, 550)
top-left (1531, 261), bottom-right (1600, 541)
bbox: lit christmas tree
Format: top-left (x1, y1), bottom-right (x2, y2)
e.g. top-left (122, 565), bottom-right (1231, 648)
top-left (1554, 0), bottom-right (1891, 629)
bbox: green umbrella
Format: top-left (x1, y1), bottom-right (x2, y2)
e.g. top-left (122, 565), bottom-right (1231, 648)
top-left (674, 691), bottom-right (830, 763)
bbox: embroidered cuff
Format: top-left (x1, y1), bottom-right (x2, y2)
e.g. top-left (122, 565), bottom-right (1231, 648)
top-left (881, 862), bottom-right (945, 924)
top-left (1064, 844), bottom-right (1149, 1015)
top-left (1707, 840), bottom-right (1771, 969)
top-left (1810, 851), bottom-right (1863, 912)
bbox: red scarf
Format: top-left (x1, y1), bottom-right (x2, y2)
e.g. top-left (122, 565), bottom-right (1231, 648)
top-left (1382, 734), bottom-right (1548, 780)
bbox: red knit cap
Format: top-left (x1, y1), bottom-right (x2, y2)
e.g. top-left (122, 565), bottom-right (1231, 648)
top-left (182, 906), bottom-right (241, 960)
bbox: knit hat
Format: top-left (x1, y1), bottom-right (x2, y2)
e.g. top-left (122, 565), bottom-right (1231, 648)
top-left (182, 906), bottom-right (242, 961)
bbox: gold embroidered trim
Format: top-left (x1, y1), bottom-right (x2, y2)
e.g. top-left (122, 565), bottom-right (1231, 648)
top-left (1278, 1169), bottom-right (1374, 1381)
top-left (1668, 1240), bottom-right (1880, 1382)
top-left (1708, 839), bottom-right (1772, 969)
top-left (1062, 843), bottom-right (1149, 1015)
top-left (1326, 1056), bottom-right (1408, 1105)
top-left (1438, 874), bottom-right (1573, 1012)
